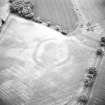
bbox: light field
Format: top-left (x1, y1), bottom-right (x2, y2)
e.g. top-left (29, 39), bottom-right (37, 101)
top-left (0, 15), bottom-right (99, 105)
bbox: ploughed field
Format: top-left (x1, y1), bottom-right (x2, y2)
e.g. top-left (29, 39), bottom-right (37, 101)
top-left (77, 0), bottom-right (105, 32)
top-left (30, 0), bottom-right (79, 33)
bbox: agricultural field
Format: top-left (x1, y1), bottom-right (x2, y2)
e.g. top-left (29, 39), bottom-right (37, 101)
top-left (76, 0), bottom-right (105, 31)
top-left (0, 0), bottom-right (105, 105)
top-left (0, 15), bottom-right (99, 105)
top-left (0, 0), bottom-right (9, 21)
top-left (30, 0), bottom-right (79, 33)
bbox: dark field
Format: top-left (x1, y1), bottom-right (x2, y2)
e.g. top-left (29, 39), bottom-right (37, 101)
top-left (30, 0), bottom-right (79, 33)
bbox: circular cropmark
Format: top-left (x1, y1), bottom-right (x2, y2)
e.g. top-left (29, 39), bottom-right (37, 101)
top-left (34, 39), bottom-right (69, 67)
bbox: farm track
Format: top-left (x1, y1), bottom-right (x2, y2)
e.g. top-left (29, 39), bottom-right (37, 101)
top-left (87, 56), bottom-right (105, 105)
top-left (73, 1), bottom-right (105, 104)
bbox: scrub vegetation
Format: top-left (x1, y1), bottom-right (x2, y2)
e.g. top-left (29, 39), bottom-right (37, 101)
top-left (9, 0), bottom-right (34, 20)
